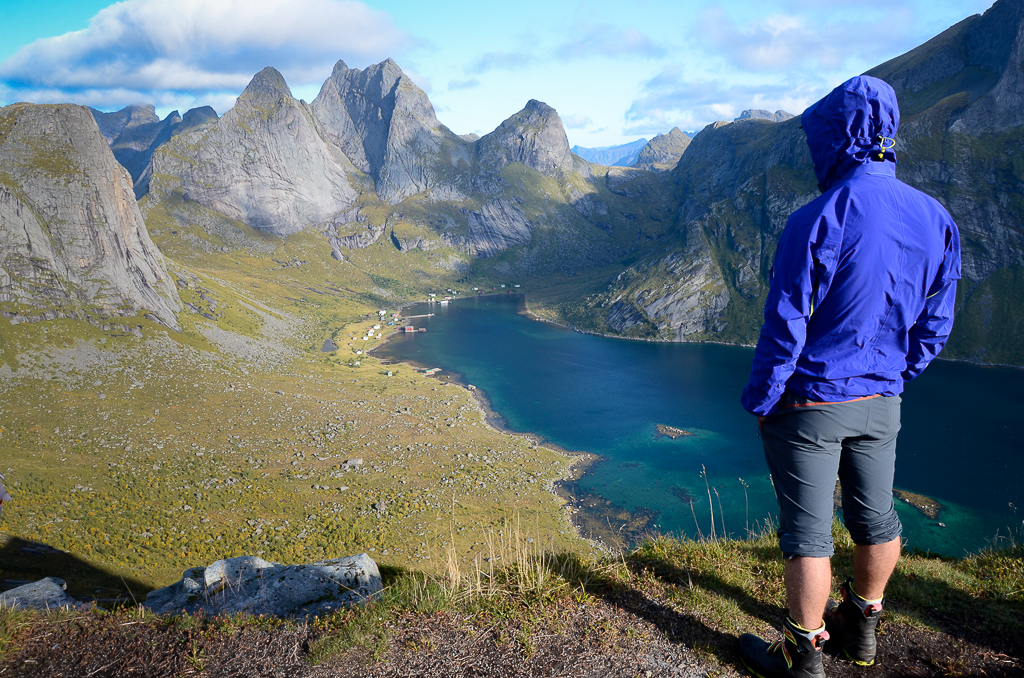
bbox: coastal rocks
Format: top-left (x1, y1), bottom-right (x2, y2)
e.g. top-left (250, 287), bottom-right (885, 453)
top-left (143, 554), bottom-right (382, 618)
top-left (0, 103), bottom-right (181, 330)
top-left (0, 577), bottom-right (89, 612)
top-left (150, 67), bottom-right (357, 237)
top-left (893, 489), bottom-right (943, 520)
top-left (655, 424), bottom-right (693, 439)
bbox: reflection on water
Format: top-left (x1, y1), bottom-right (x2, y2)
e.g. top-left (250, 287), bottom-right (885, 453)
top-left (375, 295), bottom-right (1024, 556)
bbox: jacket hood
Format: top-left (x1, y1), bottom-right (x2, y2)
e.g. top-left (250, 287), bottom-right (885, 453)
top-left (801, 75), bottom-right (900, 193)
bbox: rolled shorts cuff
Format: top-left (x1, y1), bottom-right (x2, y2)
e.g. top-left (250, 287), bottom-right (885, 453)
top-left (778, 532), bottom-right (835, 559)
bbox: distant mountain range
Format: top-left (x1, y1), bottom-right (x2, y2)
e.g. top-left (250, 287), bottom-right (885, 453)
top-left (571, 139), bottom-right (648, 167)
top-left (1, 0), bottom-right (1022, 364)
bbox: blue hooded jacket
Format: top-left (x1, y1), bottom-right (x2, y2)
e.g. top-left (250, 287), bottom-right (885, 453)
top-left (741, 76), bottom-right (961, 416)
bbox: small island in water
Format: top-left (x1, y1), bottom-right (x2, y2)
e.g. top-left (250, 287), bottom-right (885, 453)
top-left (656, 424), bottom-right (694, 439)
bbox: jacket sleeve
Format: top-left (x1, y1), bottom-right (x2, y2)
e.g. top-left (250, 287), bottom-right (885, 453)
top-left (741, 214), bottom-right (825, 417)
top-left (902, 223), bottom-right (961, 382)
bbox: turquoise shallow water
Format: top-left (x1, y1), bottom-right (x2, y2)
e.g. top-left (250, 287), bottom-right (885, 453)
top-left (375, 295), bottom-right (1024, 556)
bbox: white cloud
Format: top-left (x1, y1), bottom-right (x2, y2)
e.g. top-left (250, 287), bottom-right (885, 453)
top-left (468, 51), bottom-right (534, 74)
top-left (448, 78), bottom-right (481, 91)
top-left (562, 113), bottom-right (593, 129)
top-left (696, 4), bottom-right (917, 73)
top-left (0, 0), bottom-right (411, 110)
top-left (556, 25), bottom-right (665, 59)
top-left (624, 66), bottom-right (823, 134)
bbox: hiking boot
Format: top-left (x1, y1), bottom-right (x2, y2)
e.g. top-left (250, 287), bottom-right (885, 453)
top-left (739, 616), bottom-right (828, 678)
top-left (824, 577), bottom-right (883, 666)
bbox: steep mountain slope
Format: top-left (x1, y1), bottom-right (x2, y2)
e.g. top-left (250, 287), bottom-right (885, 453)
top-left (149, 68), bottom-right (358, 238)
top-left (633, 128), bottom-right (691, 170)
top-left (561, 0), bottom-right (1024, 366)
top-left (311, 59), bottom-right (466, 205)
top-left (0, 104), bottom-right (180, 329)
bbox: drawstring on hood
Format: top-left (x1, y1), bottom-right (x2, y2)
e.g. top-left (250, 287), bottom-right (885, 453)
top-left (801, 75), bottom-right (900, 193)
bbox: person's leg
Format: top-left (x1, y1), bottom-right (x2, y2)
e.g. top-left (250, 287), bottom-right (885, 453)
top-left (785, 556), bottom-right (832, 630)
top-left (739, 404), bottom-right (847, 677)
top-left (827, 395), bottom-right (903, 665)
top-left (853, 537), bottom-right (900, 599)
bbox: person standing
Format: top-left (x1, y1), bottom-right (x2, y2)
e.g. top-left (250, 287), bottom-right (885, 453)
top-left (738, 75), bottom-right (961, 678)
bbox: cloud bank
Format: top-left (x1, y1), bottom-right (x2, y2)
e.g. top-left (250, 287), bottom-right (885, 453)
top-left (0, 0), bottom-right (411, 111)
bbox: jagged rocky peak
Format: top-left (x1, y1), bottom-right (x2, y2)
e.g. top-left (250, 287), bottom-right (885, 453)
top-left (312, 58), bottom-right (457, 204)
top-left (634, 127), bottom-right (691, 170)
top-left (735, 109), bottom-right (794, 123)
top-left (149, 67), bottom-right (356, 237)
top-left (175, 106), bottom-right (219, 136)
top-left (0, 103), bottom-right (181, 329)
top-left (477, 99), bottom-right (574, 177)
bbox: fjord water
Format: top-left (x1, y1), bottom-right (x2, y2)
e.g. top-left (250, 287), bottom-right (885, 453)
top-left (376, 295), bottom-right (1024, 556)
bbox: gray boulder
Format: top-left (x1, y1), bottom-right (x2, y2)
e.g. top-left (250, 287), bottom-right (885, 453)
top-left (0, 577), bottom-right (89, 612)
top-left (143, 554), bottom-right (382, 618)
top-left (0, 103), bottom-right (181, 329)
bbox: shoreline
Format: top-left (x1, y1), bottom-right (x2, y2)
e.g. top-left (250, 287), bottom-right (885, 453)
top-left (366, 297), bottom-right (647, 553)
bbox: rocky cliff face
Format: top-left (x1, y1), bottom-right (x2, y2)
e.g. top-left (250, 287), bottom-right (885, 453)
top-left (570, 0), bottom-right (1024, 365)
top-left (633, 128), bottom-right (691, 170)
top-left (0, 103), bottom-right (180, 329)
top-left (149, 67), bottom-right (358, 238)
top-left (312, 59), bottom-right (468, 205)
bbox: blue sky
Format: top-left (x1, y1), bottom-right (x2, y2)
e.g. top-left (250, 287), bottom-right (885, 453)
top-left (0, 0), bottom-right (995, 147)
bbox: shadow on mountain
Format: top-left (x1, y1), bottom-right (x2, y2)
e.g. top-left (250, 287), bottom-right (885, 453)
top-left (0, 535), bottom-right (153, 607)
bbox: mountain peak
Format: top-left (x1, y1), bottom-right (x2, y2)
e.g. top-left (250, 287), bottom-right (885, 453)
top-left (634, 127), bottom-right (691, 170)
top-left (240, 67), bottom-right (293, 101)
top-left (735, 109), bottom-right (794, 123)
top-left (478, 100), bottom-right (573, 177)
top-left (312, 57), bottom-right (447, 204)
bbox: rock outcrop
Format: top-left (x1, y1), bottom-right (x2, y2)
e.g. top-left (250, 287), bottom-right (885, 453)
top-left (0, 577), bottom-right (89, 611)
top-left (144, 554), bottom-right (382, 618)
top-left (0, 103), bottom-right (181, 329)
top-left (149, 67), bottom-right (357, 237)
top-left (633, 128), bottom-right (691, 170)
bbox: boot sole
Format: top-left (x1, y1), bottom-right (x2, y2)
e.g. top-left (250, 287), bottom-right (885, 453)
top-left (843, 648), bottom-right (875, 667)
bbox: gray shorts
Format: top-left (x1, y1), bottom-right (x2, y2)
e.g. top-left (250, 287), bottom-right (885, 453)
top-left (760, 393), bottom-right (903, 559)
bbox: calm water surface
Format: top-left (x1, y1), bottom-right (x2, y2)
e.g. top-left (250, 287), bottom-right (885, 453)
top-left (375, 295), bottom-right (1024, 556)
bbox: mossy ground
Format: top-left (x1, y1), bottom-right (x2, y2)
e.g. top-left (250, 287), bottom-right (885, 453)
top-left (2, 524), bottom-right (1020, 675)
top-left (0, 204), bottom-right (594, 602)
